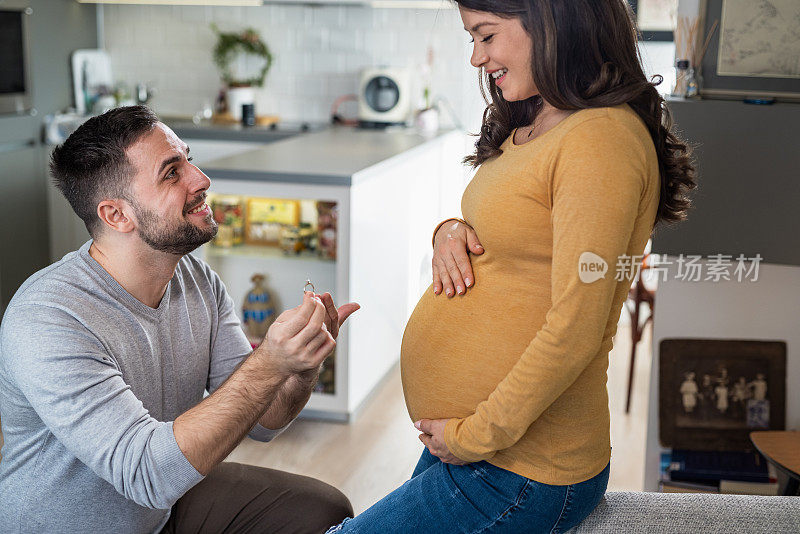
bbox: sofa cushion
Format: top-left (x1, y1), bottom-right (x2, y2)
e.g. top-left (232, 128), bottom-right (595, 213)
top-left (571, 491), bottom-right (800, 533)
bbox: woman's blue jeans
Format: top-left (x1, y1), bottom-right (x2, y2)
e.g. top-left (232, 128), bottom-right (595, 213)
top-left (325, 448), bottom-right (609, 533)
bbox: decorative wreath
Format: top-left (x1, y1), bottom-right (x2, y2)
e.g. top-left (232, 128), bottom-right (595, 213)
top-left (211, 24), bottom-right (273, 88)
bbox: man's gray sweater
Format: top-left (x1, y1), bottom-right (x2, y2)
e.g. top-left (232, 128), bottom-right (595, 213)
top-left (0, 241), bottom-right (282, 533)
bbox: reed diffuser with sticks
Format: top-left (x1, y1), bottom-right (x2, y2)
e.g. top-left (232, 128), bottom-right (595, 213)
top-left (673, 15), bottom-right (719, 98)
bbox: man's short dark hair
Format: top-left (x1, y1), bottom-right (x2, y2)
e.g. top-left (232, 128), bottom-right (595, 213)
top-left (50, 105), bottom-right (159, 237)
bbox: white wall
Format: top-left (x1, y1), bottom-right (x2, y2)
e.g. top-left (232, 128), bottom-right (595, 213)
top-left (643, 260), bottom-right (800, 490)
top-left (640, 41), bottom-right (676, 98)
top-left (101, 4), bottom-right (674, 130)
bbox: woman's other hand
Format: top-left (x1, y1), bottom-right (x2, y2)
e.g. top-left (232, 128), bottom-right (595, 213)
top-left (432, 219), bottom-right (484, 297)
top-left (415, 419), bottom-right (467, 465)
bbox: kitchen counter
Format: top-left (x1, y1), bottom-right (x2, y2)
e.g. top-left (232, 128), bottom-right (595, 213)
top-left (199, 126), bottom-right (458, 186)
top-left (164, 118), bottom-right (319, 143)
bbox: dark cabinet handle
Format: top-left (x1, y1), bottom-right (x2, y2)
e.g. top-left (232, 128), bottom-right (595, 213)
top-left (0, 139), bottom-right (36, 154)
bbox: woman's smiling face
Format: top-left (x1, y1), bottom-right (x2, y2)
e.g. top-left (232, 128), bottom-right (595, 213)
top-left (459, 6), bottom-right (538, 102)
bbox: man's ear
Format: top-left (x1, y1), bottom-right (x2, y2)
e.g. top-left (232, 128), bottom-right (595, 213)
top-left (97, 199), bottom-right (135, 234)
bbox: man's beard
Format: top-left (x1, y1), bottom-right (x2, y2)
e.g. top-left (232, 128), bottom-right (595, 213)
top-left (131, 195), bottom-right (218, 256)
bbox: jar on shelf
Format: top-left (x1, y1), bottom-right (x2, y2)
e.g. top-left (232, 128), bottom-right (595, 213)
top-left (245, 197), bottom-right (300, 246)
top-left (210, 195), bottom-right (245, 247)
top-left (298, 223), bottom-right (317, 253)
top-left (279, 225), bottom-right (303, 254)
top-left (315, 348), bottom-right (336, 394)
top-left (317, 201), bottom-right (338, 260)
top-left (685, 66), bottom-right (701, 98)
top-left (242, 273), bottom-right (277, 347)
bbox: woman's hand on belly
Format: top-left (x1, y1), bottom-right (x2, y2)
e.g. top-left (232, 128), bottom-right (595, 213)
top-left (415, 418), bottom-right (467, 465)
top-left (432, 220), bottom-right (484, 298)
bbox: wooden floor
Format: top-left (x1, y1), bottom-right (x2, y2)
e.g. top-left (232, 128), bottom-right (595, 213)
top-left (226, 320), bottom-right (653, 514)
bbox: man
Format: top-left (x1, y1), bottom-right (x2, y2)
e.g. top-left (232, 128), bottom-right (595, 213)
top-left (0, 106), bottom-right (358, 533)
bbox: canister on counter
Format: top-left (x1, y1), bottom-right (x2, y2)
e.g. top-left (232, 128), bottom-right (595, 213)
top-left (241, 103), bottom-right (256, 127)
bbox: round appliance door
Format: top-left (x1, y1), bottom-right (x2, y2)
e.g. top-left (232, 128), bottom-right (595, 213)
top-left (364, 76), bottom-right (400, 113)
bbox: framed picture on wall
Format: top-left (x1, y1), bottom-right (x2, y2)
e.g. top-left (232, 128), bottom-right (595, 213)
top-left (700, 0), bottom-right (800, 101)
top-left (628, 0), bottom-right (677, 42)
top-left (659, 338), bottom-right (786, 451)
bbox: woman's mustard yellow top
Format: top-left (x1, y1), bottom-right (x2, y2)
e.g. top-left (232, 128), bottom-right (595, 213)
top-left (401, 104), bottom-right (660, 485)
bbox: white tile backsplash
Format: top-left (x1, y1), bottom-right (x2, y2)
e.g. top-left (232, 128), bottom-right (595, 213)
top-left (103, 4), bottom-right (478, 125)
top-left (102, 4), bottom-right (673, 129)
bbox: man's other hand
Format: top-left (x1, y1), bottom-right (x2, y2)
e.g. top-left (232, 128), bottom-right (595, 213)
top-left (316, 291), bottom-right (359, 340)
top-left (256, 292), bottom-right (336, 377)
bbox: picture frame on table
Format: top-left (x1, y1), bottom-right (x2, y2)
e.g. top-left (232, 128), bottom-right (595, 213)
top-left (699, 0), bottom-right (800, 101)
top-left (659, 338), bottom-right (786, 452)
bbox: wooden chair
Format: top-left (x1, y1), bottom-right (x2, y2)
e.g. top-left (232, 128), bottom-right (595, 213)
top-left (623, 253), bottom-right (655, 414)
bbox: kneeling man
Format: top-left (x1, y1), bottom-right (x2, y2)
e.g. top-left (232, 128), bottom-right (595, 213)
top-left (0, 106), bottom-right (358, 533)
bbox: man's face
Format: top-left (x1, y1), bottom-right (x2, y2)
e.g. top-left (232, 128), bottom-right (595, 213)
top-left (125, 123), bottom-right (217, 255)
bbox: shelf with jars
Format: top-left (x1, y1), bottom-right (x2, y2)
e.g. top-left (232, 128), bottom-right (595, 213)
top-left (206, 194), bottom-right (338, 261)
top-left (196, 183), bottom-right (345, 416)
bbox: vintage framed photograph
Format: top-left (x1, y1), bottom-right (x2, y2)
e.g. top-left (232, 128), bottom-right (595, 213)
top-left (659, 338), bottom-right (786, 451)
top-left (700, 0), bottom-right (800, 101)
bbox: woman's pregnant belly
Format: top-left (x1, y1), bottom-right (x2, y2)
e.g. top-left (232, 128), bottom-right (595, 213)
top-left (401, 254), bottom-right (551, 422)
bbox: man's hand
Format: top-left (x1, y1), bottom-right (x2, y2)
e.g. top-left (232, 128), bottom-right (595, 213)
top-left (174, 294), bottom-right (359, 475)
top-left (415, 418), bottom-right (467, 465)
top-left (254, 292), bottom-right (336, 378)
top-left (432, 220), bottom-right (484, 298)
top-left (253, 292), bottom-right (360, 431)
top-left (316, 291), bottom-right (360, 340)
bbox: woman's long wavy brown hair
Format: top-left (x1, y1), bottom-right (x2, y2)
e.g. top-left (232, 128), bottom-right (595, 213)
top-left (455, 0), bottom-right (696, 227)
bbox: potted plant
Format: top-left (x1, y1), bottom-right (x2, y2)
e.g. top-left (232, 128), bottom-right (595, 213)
top-left (211, 24), bottom-right (273, 121)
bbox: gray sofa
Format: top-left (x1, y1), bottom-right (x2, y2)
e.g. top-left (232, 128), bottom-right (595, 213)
top-left (572, 492), bottom-right (800, 533)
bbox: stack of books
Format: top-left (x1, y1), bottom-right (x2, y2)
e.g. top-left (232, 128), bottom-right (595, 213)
top-left (659, 449), bottom-right (779, 495)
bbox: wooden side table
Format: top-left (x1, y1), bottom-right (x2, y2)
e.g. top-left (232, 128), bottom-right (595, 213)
top-left (750, 431), bottom-right (800, 496)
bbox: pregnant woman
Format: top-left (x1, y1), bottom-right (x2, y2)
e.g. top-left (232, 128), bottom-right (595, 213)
top-left (328, 0), bottom-right (695, 532)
